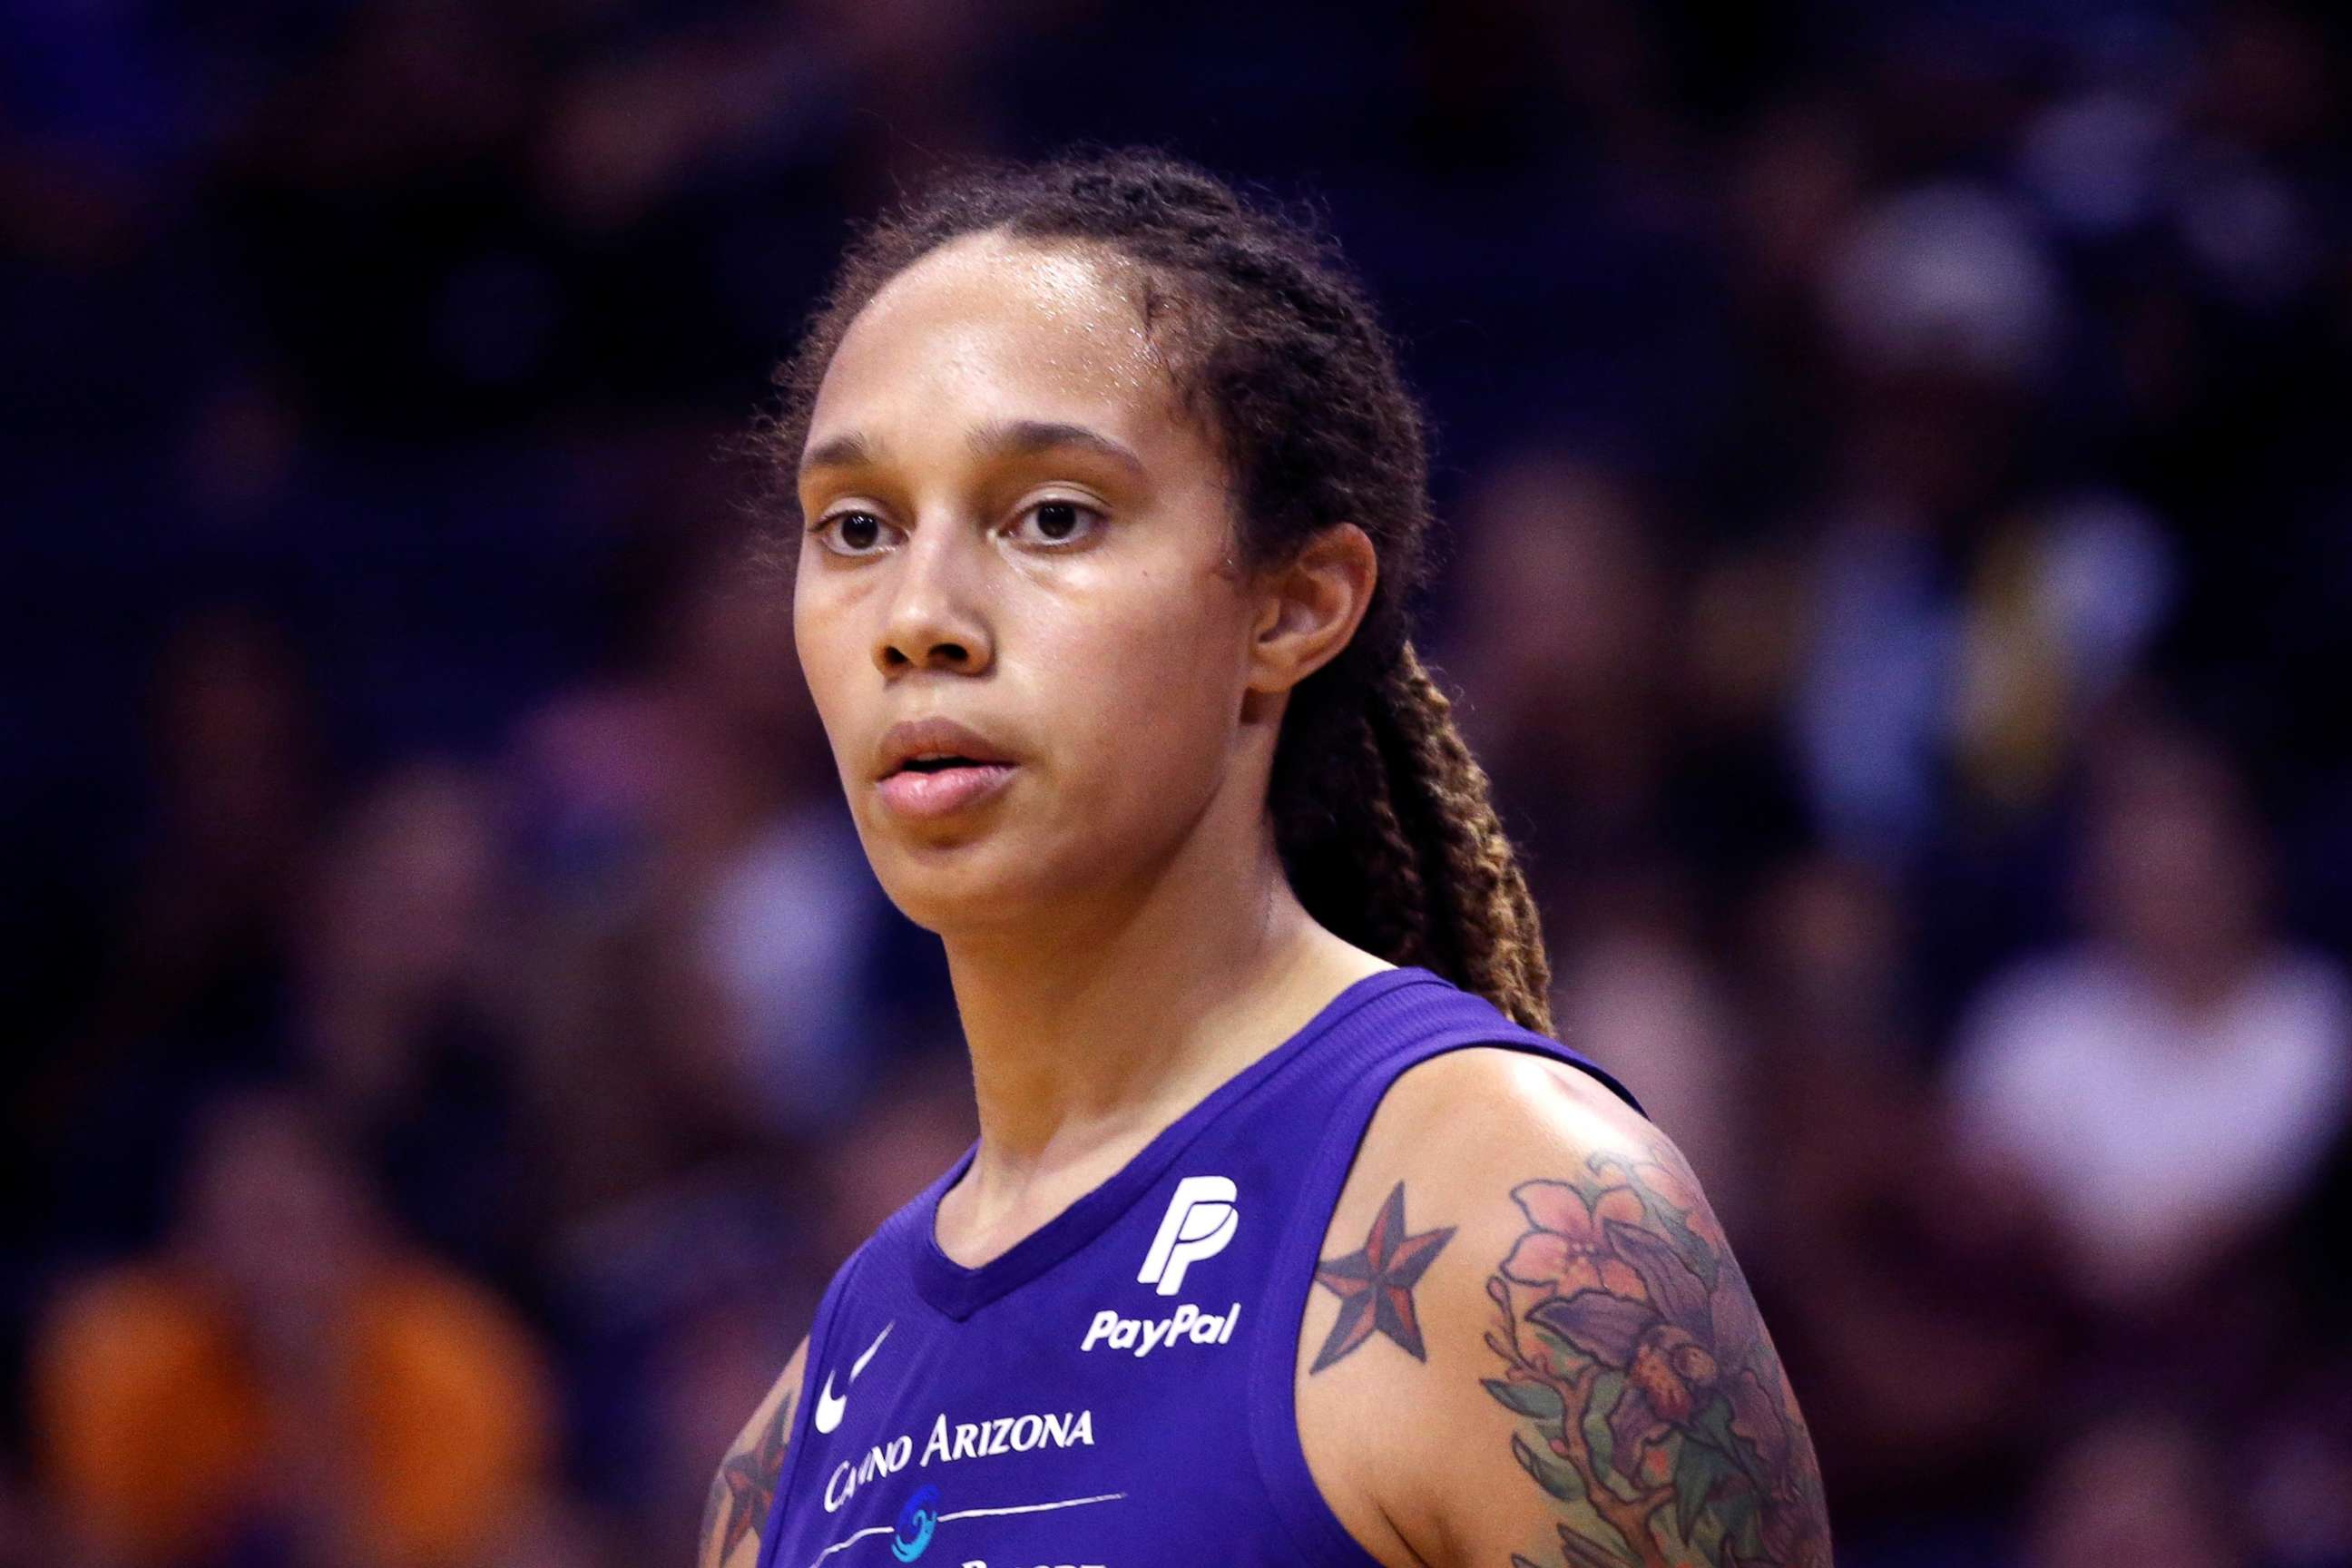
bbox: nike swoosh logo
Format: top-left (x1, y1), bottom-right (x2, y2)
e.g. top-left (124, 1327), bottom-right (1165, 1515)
top-left (813, 1374), bottom-right (847, 1435)
top-left (812, 1321), bottom-right (894, 1435)
top-left (851, 1321), bottom-right (892, 1377)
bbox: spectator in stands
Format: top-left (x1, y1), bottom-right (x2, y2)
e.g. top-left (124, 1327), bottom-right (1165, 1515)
top-left (1945, 717), bottom-right (2352, 1319)
top-left (31, 1089), bottom-right (554, 1568)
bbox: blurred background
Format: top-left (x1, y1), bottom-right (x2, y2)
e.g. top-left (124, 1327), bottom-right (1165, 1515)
top-left (5, 0), bottom-right (2352, 1563)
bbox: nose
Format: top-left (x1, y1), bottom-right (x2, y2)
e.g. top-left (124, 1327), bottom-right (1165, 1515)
top-left (874, 517), bottom-right (992, 676)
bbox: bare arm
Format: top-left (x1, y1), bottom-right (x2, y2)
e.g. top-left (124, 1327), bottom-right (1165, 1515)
top-left (1469, 1130), bottom-right (1831, 1568)
top-left (698, 1337), bottom-right (808, 1568)
top-left (1298, 1050), bottom-right (1832, 1568)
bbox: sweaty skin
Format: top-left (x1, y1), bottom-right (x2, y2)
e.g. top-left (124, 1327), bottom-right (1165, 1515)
top-left (706, 230), bottom-right (1832, 1567)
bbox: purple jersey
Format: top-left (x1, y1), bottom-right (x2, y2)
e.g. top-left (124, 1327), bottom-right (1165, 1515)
top-left (754, 965), bottom-right (1645, 1568)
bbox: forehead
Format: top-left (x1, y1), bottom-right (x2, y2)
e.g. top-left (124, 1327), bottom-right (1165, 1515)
top-left (808, 231), bottom-right (1179, 449)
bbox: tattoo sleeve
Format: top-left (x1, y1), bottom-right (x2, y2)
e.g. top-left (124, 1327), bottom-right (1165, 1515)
top-left (703, 1387), bottom-right (796, 1568)
top-left (1482, 1142), bottom-right (1831, 1568)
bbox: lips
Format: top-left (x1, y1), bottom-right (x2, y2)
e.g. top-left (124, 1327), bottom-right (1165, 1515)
top-left (877, 760), bottom-right (1015, 818)
top-left (875, 716), bottom-right (1017, 781)
top-left (874, 716), bottom-right (1019, 820)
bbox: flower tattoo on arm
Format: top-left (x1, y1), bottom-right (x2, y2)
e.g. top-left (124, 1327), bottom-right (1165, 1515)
top-left (1483, 1143), bottom-right (1831, 1568)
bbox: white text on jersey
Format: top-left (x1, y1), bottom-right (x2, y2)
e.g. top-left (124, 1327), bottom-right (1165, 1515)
top-left (1080, 1300), bottom-right (1240, 1357)
top-left (822, 1408), bottom-right (1098, 1513)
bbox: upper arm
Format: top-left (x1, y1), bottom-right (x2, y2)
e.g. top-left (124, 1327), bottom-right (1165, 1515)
top-left (1295, 1049), bottom-right (1832, 1568)
top-left (699, 1335), bottom-right (809, 1568)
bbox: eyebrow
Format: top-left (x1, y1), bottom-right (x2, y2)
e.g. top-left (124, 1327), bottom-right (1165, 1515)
top-left (799, 430), bottom-right (880, 477)
top-left (797, 419), bottom-right (1146, 480)
top-left (969, 418), bottom-right (1146, 475)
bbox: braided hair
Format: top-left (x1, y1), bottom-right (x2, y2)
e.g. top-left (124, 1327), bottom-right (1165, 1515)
top-left (754, 148), bottom-right (1554, 1034)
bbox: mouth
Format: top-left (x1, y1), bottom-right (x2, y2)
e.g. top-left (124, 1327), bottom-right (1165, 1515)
top-left (876, 755), bottom-right (1018, 819)
top-left (890, 754), bottom-right (987, 775)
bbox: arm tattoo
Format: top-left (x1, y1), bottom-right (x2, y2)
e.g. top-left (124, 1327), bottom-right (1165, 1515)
top-left (1481, 1143), bottom-right (1831, 1568)
top-left (705, 1388), bottom-right (796, 1565)
top-left (1311, 1181), bottom-right (1455, 1372)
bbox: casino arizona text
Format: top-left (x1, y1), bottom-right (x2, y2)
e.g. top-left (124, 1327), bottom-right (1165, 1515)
top-left (824, 1409), bottom-right (1098, 1513)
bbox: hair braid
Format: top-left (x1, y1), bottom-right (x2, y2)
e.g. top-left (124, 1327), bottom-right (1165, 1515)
top-left (1372, 646), bottom-right (1554, 1033)
top-left (1269, 663), bottom-right (1435, 975)
top-left (760, 148), bottom-right (1560, 1034)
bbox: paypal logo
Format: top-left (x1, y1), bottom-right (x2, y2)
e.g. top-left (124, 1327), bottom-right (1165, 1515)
top-left (1138, 1175), bottom-right (1238, 1295)
top-left (1081, 1300), bottom-right (1240, 1356)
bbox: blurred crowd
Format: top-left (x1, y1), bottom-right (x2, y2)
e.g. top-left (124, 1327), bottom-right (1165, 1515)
top-left (5, 0), bottom-right (2351, 1565)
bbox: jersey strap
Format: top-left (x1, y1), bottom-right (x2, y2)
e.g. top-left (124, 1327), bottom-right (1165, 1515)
top-left (1245, 975), bottom-right (1647, 1563)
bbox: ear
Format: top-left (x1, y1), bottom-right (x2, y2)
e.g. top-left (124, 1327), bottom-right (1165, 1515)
top-left (1246, 523), bottom-right (1379, 696)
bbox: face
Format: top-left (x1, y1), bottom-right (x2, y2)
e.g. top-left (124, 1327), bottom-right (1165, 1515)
top-left (792, 231), bottom-right (1301, 934)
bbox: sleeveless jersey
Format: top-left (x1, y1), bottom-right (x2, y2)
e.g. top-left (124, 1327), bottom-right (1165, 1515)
top-left (754, 964), bottom-right (1646, 1568)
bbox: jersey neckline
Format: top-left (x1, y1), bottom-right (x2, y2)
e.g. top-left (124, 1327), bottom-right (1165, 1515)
top-left (906, 964), bottom-right (1446, 1320)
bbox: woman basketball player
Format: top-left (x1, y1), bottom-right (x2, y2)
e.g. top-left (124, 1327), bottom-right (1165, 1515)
top-left (698, 151), bottom-right (1830, 1568)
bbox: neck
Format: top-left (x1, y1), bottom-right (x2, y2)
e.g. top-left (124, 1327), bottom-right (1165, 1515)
top-left (938, 811), bottom-right (1386, 1206)
top-left (2135, 931), bottom-right (2262, 1021)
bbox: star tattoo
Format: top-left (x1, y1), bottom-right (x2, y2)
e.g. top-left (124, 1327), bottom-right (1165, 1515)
top-left (1310, 1181), bottom-right (1455, 1372)
top-left (708, 1389), bottom-right (793, 1563)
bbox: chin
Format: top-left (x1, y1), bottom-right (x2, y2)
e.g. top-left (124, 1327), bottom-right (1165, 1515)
top-left (868, 833), bottom-right (1068, 936)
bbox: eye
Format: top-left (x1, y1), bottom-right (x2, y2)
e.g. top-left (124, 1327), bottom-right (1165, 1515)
top-left (1007, 497), bottom-right (1105, 549)
top-left (810, 508), bottom-right (898, 558)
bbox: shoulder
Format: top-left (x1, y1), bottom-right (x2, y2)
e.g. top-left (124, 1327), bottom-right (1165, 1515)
top-left (694, 1171), bottom-right (936, 1568)
top-left (1367, 1041), bottom-right (1652, 1161)
top-left (700, 1334), bottom-right (810, 1568)
top-left (1295, 1044), bottom-right (1832, 1568)
top-left (1953, 950), bottom-right (2127, 1056)
top-left (35, 1262), bottom-right (206, 1353)
top-left (32, 1263), bottom-right (224, 1426)
top-left (359, 1259), bottom-right (547, 1366)
top-left (2249, 948), bottom-right (2352, 1034)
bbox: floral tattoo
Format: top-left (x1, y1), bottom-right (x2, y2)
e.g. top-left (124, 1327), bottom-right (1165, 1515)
top-left (1483, 1143), bottom-right (1831, 1568)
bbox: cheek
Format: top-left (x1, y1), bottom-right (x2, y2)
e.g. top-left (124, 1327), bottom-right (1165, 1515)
top-left (791, 583), bottom-right (863, 776)
top-left (1025, 574), bottom-right (1248, 821)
